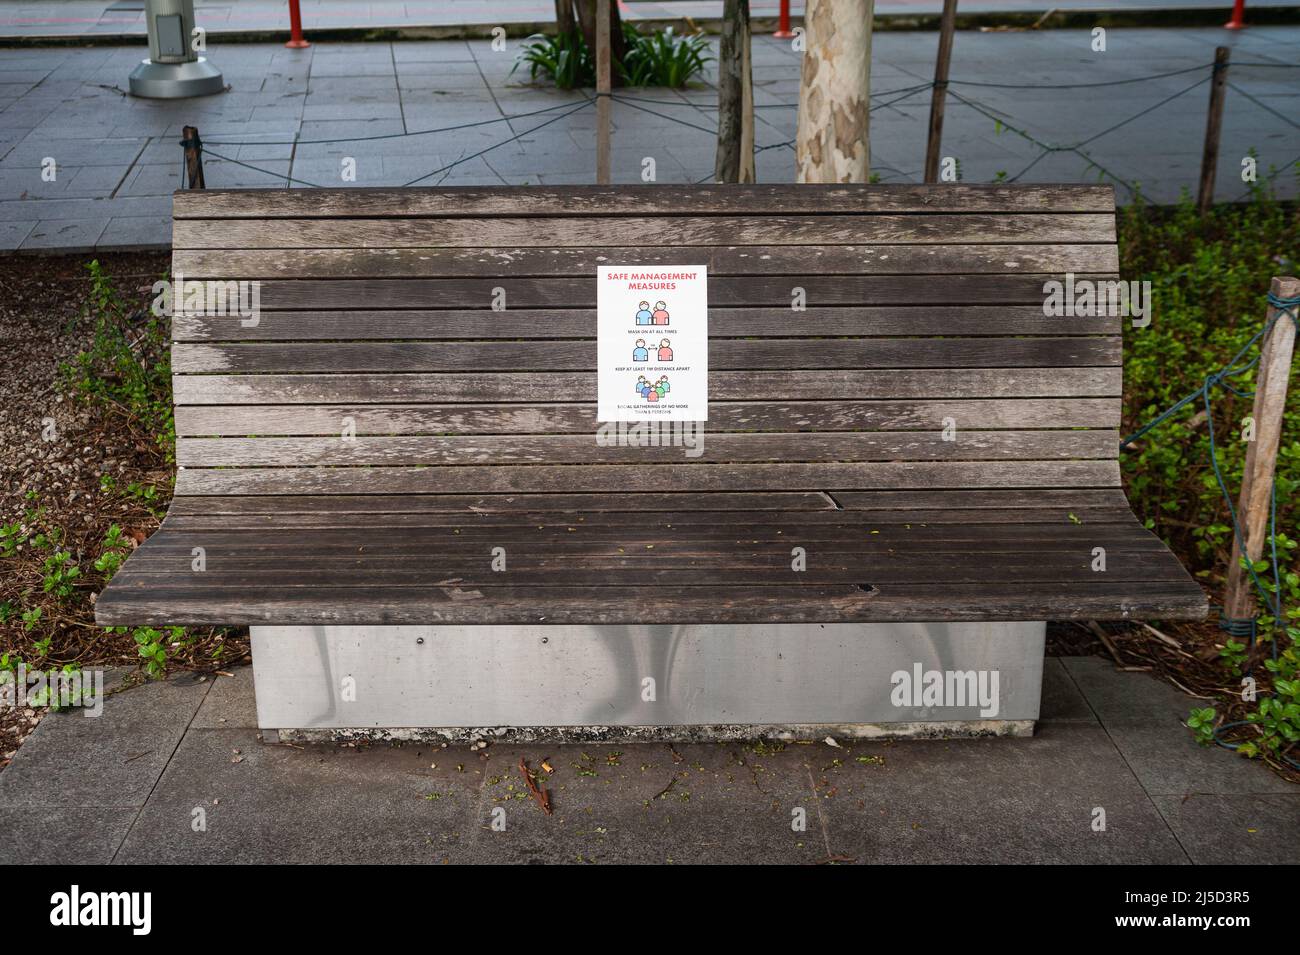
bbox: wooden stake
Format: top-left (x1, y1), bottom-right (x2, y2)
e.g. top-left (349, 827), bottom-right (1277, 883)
top-left (715, 0), bottom-right (755, 183)
top-left (181, 125), bottom-right (205, 190)
top-left (1223, 276), bottom-right (1299, 623)
top-left (923, 0), bottom-right (958, 184)
top-left (1197, 46), bottom-right (1230, 215)
top-left (595, 0), bottom-right (611, 184)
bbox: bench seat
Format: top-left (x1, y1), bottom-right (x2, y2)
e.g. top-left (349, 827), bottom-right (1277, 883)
top-left (95, 489), bottom-right (1205, 625)
top-left (95, 183), bottom-right (1208, 631)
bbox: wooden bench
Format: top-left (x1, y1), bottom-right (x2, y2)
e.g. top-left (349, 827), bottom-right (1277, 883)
top-left (95, 184), bottom-right (1205, 733)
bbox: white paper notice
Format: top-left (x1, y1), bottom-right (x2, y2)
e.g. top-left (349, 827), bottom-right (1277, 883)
top-left (596, 265), bottom-right (708, 422)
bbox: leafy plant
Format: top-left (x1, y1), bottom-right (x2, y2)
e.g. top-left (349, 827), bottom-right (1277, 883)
top-left (94, 524), bottom-right (130, 578)
top-left (1187, 706), bottom-right (1219, 746)
top-left (41, 551), bottom-right (80, 599)
top-left (61, 260), bottom-right (175, 464)
top-left (512, 28), bottom-right (594, 89)
top-left (512, 24), bottom-right (711, 90)
top-left (620, 25), bottom-right (711, 88)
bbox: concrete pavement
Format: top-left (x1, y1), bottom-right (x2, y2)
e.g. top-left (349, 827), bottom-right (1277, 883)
top-left (0, 656), bottom-right (1294, 864)
top-left (1, 26), bottom-right (1296, 253)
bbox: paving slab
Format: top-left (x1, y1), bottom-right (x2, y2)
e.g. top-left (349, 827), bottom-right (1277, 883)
top-left (0, 671), bottom-right (209, 810)
top-left (810, 723), bottom-right (1190, 863)
top-left (464, 741), bottom-right (822, 864)
top-left (1150, 793), bottom-right (1300, 864)
top-left (0, 806), bottom-right (139, 864)
top-left (1, 654), bottom-right (1295, 863)
top-left (113, 727), bottom-right (484, 864)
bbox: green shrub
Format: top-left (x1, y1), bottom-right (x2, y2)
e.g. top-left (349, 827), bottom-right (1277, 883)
top-left (61, 260), bottom-right (175, 465)
top-left (512, 24), bottom-right (711, 89)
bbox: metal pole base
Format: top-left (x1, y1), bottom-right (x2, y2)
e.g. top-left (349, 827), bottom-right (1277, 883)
top-left (249, 622), bottom-right (1046, 742)
top-left (128, 57), bottom-right (225, 98)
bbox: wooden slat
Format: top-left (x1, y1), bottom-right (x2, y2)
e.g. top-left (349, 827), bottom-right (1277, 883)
top-left (173, 460), bottom-right (1122, 495)
top-left (175, 430), bottom-right (1119, 467)
top-left (172, 368), bottom-right (1122, 405)
top-left (205, 274), bottom-right (1115, 310)
top-left (164, 492), bottom-right (839, 514)
top-left (172, 337), bottom-right (1120, 374)
top-left (174, 398), bottom-right (1121, 436)
top-left (172, 184), bottom-right (1118, 219)
top-left (93, 579), bottom-right (1204, 627)
top-left (173, 243), bottom-right (1120, 279)
top-left (172, 214), bottom-right (1117, 249)
top-left (832, 488), bottom-right (1132, 509)
top-left (130, 521), bottom-right (1169, 546)
top-left (155, 505), bottom-right (1138, 528)
top-left (111, 550), bottom-right (1169, 585)
top-left (173, 306), bottom-right (1121, 341)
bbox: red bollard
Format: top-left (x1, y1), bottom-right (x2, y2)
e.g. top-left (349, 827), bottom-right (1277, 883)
top-left (286, 0), bottom-right (311, 48)
top-left (1225, 0), bottom-right (1246, 29)
top-left (774, 0), bottom-right (795, 38)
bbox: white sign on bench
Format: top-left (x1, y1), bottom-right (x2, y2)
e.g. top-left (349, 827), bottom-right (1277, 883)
top-left (597, 265), bottom-right (708, 422)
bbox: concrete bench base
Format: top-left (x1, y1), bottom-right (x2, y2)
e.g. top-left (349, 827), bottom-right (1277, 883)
top-left (250, 622), bottom-right (1045, 742)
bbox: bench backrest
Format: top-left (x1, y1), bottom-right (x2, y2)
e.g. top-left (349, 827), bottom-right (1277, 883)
top-left (169, 184), bottom-right (1121, 503)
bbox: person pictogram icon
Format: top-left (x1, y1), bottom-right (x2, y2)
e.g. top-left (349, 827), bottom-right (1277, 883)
top-left (635, 301), bottom-right (653, 325)
top-left (632, 338), bottom-right (649, 362)
top-left (651, 300), bottom-right (670, 325)
top-left (657, 339), bottom-right (673, 361)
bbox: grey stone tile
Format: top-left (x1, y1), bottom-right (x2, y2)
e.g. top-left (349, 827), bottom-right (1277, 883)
top-left (1102, 719), bottom-right (1296, 797)
top-left (816, 723), bottom-right (1189, 863)
top-left (191, 667), bottom-right (258, 729)
top-left (97, 214), bottom-right (170, 249)
top-left (463, 742), bottom-right (824, 864)
top-left (1040, 657), bottom-right (1099, 722)
top-left (1062, 656), bottom-right (1204, 723)
top-left (1152, 794), bottom-right (1300, 864)
top-left (0, 807), bottom-right (138, 864)
top-left (0, 219), bottom-right (36, 250)
top-left (113, 729), bottom-right (482, 863)
top-left (0, 673), bottom-right (209, 809)
top-left (21, 216), bottom-right (110, 250)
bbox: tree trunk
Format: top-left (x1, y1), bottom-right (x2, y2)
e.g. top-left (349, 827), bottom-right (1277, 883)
top-left (555, 0), bottom-right (576, 35)
top-left (795, 0), bottom-right (873, 182)
top-left (715, 0), bottom-right (756, 183)
top-left (575, 0), bottom-right (626, 84)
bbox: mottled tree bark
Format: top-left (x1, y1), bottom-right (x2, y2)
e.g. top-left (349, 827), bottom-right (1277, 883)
top-left (575, 0), bottom-right (626, 84)
top-left (715, 0), bottom-right (756, 183)
top-left (555, 0), bottom-right (576, 35)
top-left (795, 0), bottom-right (874, 183)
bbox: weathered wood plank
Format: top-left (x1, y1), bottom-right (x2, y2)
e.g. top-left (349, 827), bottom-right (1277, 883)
top-left (175, 430), bottom-right (1119, 467)
top-left (94, 579), bottom-right (1204, 628)
top-left (171, 368), bottom-right (1123, 404)
top-left (164, 491), bottom-right (838, 514)
top-left (173, 459), bottom-right (1122, 495)
top-left (208, 274), bottom-right (1116, 310)
top-left (156, 504), bottom-right (1137, 528)
top-left (172, 184), bottom-right (1117, 219)
top-left (832, 488), bottom-right (1132, 509)
top-left (172, 214), bottom-right (1117, 249)
top-left (173, 398), bottom-right (1121, 436)
top-left (109, 551), bottom-right (1169, 586)
top-left (172, 337), bottom-right (1121, 374)
top-left (173, 243), bottom-right (1120, 279)
top-left (173, 306), bottom-right (1120, 341)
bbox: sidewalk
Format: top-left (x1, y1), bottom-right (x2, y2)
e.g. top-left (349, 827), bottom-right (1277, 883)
top-left (1, 656), bottom-right (1295, 864)
top-left (1, 25), bottom-right (1296, 254)
top-left (2, 1), bottom-right (1296, 42)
